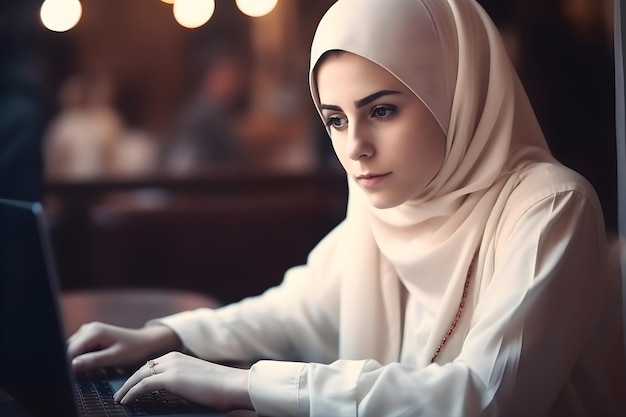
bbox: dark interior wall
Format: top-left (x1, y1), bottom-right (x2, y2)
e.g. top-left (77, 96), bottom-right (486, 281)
top-left (616, 0), bottom-right (625, 238)
top-left (480, 0), bottom-right (617, 231)
top-left (0, 0), bottom-right (45, 201)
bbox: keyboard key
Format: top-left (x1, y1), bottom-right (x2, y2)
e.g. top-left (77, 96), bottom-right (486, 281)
top-left (74, 369), bottom-right (192, 416)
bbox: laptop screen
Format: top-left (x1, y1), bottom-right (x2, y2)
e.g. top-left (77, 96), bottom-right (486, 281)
top-left (0, 198), bottom-right (78, 416)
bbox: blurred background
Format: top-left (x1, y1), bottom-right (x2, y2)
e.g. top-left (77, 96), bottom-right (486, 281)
top-left (0, 0), bottom-right (617, 304)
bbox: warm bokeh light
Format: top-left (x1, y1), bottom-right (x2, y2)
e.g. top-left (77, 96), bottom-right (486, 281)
top-left (235, 0), bottom-right (278, 17)
top-left (40, 0), bottom-right (82, 32)
top-left (173, 0), bottom-right (215, 29)
top-left (161, 0), bottom-right (175, 4)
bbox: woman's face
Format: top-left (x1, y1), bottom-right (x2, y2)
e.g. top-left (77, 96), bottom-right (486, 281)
top-left (316, 52), bottom-right (446, 209)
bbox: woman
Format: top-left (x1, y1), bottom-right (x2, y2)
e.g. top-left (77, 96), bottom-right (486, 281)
top-left (68, 0), bottom-right (626, 415)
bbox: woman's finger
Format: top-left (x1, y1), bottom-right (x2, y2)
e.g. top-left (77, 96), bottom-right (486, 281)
top-left (66, 322), bottom-right (107, 358)
top-left (117, 374), bottom-right (167, 405)
top-left (114, 359), bottom-right (162, 403)
top-left (71, 345), bottom-right (122, 372)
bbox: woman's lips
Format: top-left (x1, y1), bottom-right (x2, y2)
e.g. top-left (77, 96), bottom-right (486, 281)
top-left (356, 172), bottom-right (391, 187)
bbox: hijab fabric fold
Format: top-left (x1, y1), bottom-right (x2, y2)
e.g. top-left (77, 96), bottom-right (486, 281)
top-left (309, 0), bottom-right (553, 366)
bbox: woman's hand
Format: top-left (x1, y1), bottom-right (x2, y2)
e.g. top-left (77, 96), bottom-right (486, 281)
top-left (113, 352), bottom-right (253, 412)
top-left (67, 322), bottom-right (182, 372)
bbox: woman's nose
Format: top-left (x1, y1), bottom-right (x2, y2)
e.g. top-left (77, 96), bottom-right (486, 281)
top-left (346, 124), bottom-right (374, 161)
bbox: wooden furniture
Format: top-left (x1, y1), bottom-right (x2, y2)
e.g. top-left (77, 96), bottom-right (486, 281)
top-left (61, 288), bottom-right (220, 334)
top-left (46, 169), bottom-right (347, 304)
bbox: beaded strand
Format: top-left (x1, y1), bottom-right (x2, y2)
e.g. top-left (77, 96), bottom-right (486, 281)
top-left (430, 256), bottom-right (475, 363)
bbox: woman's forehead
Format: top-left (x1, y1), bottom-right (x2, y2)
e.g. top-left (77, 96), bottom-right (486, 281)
top-left (310, 0), bottom-right (457, 134)
top-left (316, 52), bottom-right (410, 102)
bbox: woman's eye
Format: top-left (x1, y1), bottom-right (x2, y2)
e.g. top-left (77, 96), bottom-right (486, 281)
top-left (325, 115), bottom-right (348, 130)
top-left (371, 105), bottom-right (396, 119)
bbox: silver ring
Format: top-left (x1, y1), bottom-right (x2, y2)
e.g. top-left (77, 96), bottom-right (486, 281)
top-left (147, 359), bottom-right (158, 376)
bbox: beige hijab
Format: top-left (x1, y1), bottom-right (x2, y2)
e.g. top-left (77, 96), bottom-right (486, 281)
top-left (309, 0), bottom-right (554, 365)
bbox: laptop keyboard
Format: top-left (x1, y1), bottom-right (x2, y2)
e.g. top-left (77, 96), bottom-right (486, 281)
top-left (75, 369), bottom-right (192, 416)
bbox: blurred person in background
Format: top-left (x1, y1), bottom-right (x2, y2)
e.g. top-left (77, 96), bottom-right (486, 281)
top-left (159, 44), bottom-right (250, 175)
top-left (43, 72), bottom-right (125, 180)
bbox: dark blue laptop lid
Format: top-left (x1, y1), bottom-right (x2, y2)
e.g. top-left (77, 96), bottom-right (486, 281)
top-left (0, 198), bottom-right (77, 417)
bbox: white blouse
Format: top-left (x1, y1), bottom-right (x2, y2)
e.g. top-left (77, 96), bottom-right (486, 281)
top-left (156, 163), bottom-right (626, 417)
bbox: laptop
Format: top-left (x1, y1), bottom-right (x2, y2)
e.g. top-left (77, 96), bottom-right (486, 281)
top-left (0, 198), bottom-right (228, 417)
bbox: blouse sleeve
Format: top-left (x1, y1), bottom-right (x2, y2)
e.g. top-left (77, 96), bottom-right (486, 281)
top-left (152, 220), bottom-right (346, 365)
top-left (248, 188), bottom-right (620, 417)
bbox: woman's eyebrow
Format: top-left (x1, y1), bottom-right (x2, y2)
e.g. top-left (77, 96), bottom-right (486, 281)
top-left (355, 90), bottom-right (401, 108)
top-left (320, 104), bottom-right (343, 112)
top-left (320, 90), bottom-right (402, 112)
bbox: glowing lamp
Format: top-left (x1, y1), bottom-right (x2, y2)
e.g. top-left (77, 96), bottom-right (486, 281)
top-left (173, 0), bottom-right (215, 29)
top-left (40, 0), bottom-right (82, 32)
top-left (235, 0), bottom-right (278, 17)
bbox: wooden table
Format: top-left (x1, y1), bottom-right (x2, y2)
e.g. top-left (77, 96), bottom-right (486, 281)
top-left (61, 288), bottom-right (220, 334)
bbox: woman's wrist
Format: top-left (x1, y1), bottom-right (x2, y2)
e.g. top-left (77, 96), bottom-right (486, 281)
top-left (227, 368), bottom-right (254, 411)
top-left (142, 324), bottom-right (183, 356)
